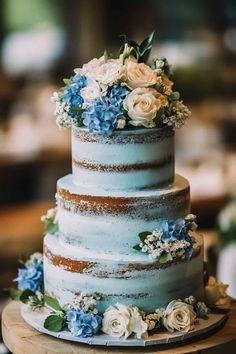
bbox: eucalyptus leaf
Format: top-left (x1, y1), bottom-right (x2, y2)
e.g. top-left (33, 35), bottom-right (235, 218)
top-left (138, 231), bottom-right (151, 242)
top-left (20, 289), bottom-right (35, 303)
top-left (157, 253), bottom-right (173, 264)
top-left (44, 295), bottom-right (62, 311)
top-left (133, 244), bottom-right (141, 251)
top-left (44, 315), bottom-right (66, 332)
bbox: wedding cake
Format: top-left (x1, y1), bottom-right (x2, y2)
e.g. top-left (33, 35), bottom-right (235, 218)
top-left (16, 33), bottom-right (224, 341)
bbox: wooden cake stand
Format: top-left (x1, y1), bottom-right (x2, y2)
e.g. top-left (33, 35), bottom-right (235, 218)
top-left (2, 301), bottom-right (236, 354)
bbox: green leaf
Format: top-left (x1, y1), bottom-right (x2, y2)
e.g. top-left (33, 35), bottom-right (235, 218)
top-left (139, 31), bottom-right (155, 54)
top-left (20, 289), bottom-right (35, 303)
top-left (138, 31), bottom-right (155, 63)
top-left (45, 221), bottom-right (58, 235)
top-left (138, 231), bottom-right (151, 242)
top-left (63, 78), bottom-right (72, 85)
top-left (157, 253), bottom-right (173, 264)
top-left (170, 91), bottom-right (180, 101)
top-left (44, 295), bottom-right (62, 311)
top-left (133, 244), bottom-right (141, 251)
top-left (7, 287), bottom-right (22, 300)
top-left (127, 39), bottom-right (140, 52)
top-left (44, 315), bottom-right (66, 332)
top-left (70, 107), bottom-right (85, 115)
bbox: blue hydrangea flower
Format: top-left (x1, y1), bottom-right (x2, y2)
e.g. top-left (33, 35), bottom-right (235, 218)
top-left (158, 219), bottom-right (187, 242)
top-left (67, 309), bottom-right (102, 338)
top-left (63, 74), bottom-right (87, 108)
top-left (82, 85), bottom-right (129, 137)
top-left (155, 218), bottom-right (195, 259)
top-left (17, 262), bottom-right (43, 293)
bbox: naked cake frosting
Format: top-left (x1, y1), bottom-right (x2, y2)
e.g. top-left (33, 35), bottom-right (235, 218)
top-left (14, 33), bottom-right (223, 341)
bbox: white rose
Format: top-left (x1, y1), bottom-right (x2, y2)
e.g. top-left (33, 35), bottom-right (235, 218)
top-left (125, 60), bottom-right (157, 89)
top-left (102, 303), bottom-right (147, 339)
top-left (102, 303), bottom-right (132, 339)
top-left (162, 300), bottom-right (196, 333)
top-left (80, 79), bottom-right (107, 107)
top-left (205, 276), bottom-right (229, 306)
top-left (129, 306), bottom-right (148, 339)
top-left (95, 59), bottom-right (123, 86)
top-left (123, 87), bottom-right (167, 128)
top-left (74, 56), bottom-right (105, 78)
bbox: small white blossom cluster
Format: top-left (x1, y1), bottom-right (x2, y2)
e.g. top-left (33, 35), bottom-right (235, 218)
top-left (27, 291), bottom-right (44, 311)
top-left (51, 92), bottom-right (72, 128)
top-left (163, 100), bottom-right (191, 129)
top-left (154, 58), bottom-right (166, 75)
top-left (41, 207), bottom-right (58, 224)
top-left (144, 308), bottom-right (165, 330)
top-left (139, 230), bottom-right (191, 260)
top-left (184, 295), bottom-right (197, 306)
top-left (26, 252), bottom-right (43, 265)
top-left (71, 292), bottom-right (101, 314)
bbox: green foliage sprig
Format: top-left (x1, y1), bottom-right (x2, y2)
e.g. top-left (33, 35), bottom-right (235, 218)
top-left (119, 31), bottom-right (155, 63)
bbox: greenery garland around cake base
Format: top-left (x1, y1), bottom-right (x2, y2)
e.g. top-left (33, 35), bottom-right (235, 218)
top-left (8, 252), bottom-right (229, 340)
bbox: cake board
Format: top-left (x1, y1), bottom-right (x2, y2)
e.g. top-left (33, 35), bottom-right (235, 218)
top-left (3, 301), bottom-right (235, 354)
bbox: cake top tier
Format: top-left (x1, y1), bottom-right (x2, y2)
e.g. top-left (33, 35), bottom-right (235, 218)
top-left (51, 32), bottom-right (191, 137)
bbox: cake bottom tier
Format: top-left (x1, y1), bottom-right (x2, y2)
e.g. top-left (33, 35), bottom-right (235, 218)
top-left (44, 233), bottom-right (204, 313)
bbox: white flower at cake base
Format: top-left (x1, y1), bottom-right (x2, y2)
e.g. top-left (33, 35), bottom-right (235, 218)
top-left (124, 60), bottom-right (157, 89)
top-left (145, 308), bottom-right (165, 330)
top-left (129, 306), bottom-right (148, 339)
top-left (162, 300), bottom-right (196, 333)
top-left (80, 79), bottom-right (107, 107)
top-left (102, 303), bottom-right (147, 339)
top-left (205, 276), bottom-right (229, 306)
top-left (123, 88), bottom-right (167, 128)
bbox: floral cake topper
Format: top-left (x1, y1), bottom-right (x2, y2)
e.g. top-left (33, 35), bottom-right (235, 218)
top-left (51, 32), bottom-right (190, 136)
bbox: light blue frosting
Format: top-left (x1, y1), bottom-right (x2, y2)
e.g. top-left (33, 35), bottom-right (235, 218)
top-left (57, 174), bottom-right (190, 255)
top-left (72, 126), bottom-right (174, 191)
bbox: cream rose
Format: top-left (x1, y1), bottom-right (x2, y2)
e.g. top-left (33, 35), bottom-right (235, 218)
top-left (205, 276), bottom-right (229, 306)
top-left (80, 79), bottom-right (106, 107)
top-left (123, 87), bottom-right (167, 128)
top-left (102, 303), bottom-right (147, 339)
top-left (162, 300), bottom-right (196, 333)
top-left (125, 60), bottom-right (157, 89)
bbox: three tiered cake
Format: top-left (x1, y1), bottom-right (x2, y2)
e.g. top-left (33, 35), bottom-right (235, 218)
top-left (15, 33), bottom-right (228, 342)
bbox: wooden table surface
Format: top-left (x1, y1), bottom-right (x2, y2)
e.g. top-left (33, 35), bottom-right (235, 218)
top-left (2, 301), bottom-right (236, 354)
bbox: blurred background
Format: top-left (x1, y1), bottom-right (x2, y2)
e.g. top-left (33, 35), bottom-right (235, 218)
top-left (0, 0), bottom-right (236, 350)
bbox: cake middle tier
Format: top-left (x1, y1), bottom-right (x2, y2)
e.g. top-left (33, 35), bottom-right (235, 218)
top-left (57, 174), bottom-right (190, 255)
